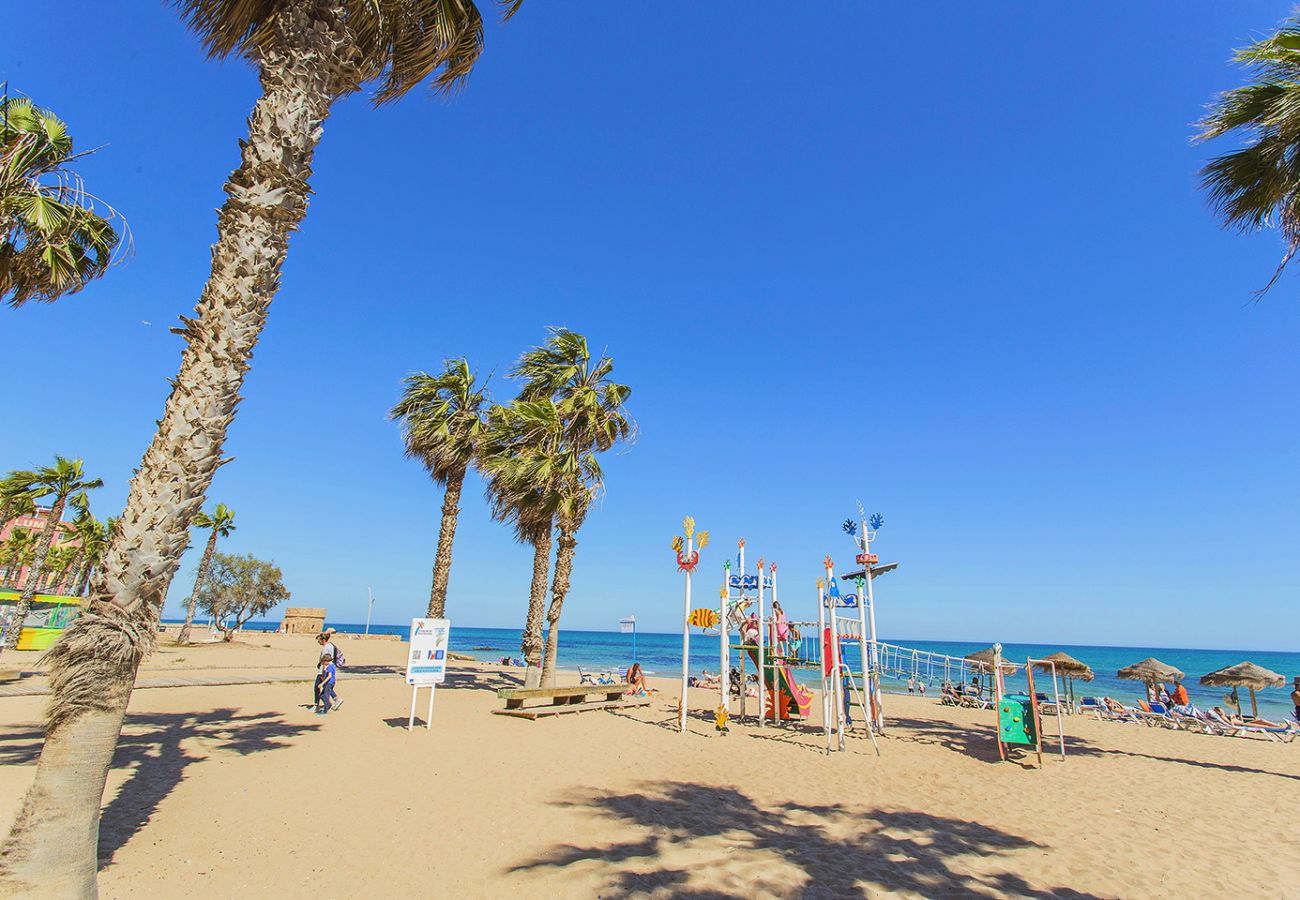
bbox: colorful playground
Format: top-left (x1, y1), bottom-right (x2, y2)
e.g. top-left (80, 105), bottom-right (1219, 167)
top-left (674, 510), bottom-right (1070, 765)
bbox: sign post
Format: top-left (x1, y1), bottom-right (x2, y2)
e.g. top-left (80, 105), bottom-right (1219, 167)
top-left (405, 618), bottom-right (450, 731)
top-left (619, 615), bottom-right (637, 664)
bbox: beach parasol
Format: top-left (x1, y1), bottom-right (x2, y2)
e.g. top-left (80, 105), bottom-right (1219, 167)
top-left (963, 646), bottom-right (1018, 696)
top-left (1116, 657), bottom-right (1183, 685)
top-left (1199, 661), bottom-right (1285, 720)
top-left (1033, 652), bottom-right (1094, 709)
top-left (964, 646), bottom-right (1020, 673)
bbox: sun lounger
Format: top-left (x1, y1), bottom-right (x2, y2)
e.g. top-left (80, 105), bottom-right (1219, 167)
top-left (1207, 709), bottom-right (1298, 743)
top-left (1132, 701), bottom-right (1180, 728)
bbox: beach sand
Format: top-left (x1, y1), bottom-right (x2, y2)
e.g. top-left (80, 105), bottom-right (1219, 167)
top-left (1, 633), bottom-right (1297, 898)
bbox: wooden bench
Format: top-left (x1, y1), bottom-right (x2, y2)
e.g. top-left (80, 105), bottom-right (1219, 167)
top-left (493, 683), bottom-right (651, 720)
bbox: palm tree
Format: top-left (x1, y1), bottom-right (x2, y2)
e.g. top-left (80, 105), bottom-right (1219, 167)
top-left (479, 400), bottom-right (558, 689)
top-left (1, 457), bottom-right (102, 651)
top-left (390, 360), bottom-right (488, 619)
top-left (177, 504), bottom-right (236, 644)
top-left (0, 5), bottom-right (521, 891)
top-left (69, 515), bottom-right (111, 598)
top-left (0, 470), bottom-right (38, 532)
top-left (0, 527), bottom-right (36, 588)
top-left (1197, 15), bottom-right (1300, 295)
top-left (1, 93), bottom-right (124, 307)
top-left (506, 330), bottom-right (633, 686)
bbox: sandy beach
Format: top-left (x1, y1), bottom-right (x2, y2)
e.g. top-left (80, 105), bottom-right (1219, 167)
top-left (1, 632), bottom-right (1297, 899)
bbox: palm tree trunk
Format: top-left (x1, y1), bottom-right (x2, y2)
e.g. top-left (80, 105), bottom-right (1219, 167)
top-left (2, 497), bottom-right (64, 652)
top-left (177, 528), bottom-right (220, 645)
top-left (426, 468), bottom-right (466, 619)
top-left (521, 525), bottom-right (553, 689)
top-left (540, 527), bottom-right (578, 687)
top-left (0, 10), bottom-right (355, 894)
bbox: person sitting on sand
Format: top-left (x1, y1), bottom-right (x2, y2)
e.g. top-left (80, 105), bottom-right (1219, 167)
top-left (698, 669), bottom-right (722, 688)
top-left (626, 663), bottom-right (651, 696)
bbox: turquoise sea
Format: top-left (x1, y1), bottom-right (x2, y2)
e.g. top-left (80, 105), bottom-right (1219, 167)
top-left (225, 620), bottom-right (1300, 720)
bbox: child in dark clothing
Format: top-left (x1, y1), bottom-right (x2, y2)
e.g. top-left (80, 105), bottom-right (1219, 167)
top-left (317, 653), bottom-right (338, 715)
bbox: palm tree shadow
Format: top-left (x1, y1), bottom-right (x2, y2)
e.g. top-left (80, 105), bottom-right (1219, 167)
top-left (512, 781), bottom-right (1102, 898)
top-left (93, 708), bottom-right (320, 867)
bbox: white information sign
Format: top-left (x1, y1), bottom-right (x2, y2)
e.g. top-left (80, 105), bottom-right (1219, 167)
top-left (406, 618), bottom-right (450, 685)
top-left (405, 618), bottom-right (450, 731)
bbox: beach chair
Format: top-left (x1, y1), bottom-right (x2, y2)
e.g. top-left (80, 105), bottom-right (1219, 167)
top-left (1170, 710), bottom-right (1217, 734)
top-left (1207, 709), bottom-right (1297, 743)
top-left (1092, 698), bottom-right (1141, 723)
top-left (577, 667), bottom-right (595, 685)
top-left (1078, 697), bottom-right (1104, 718)
top-left (1133, 701), bottom-right (1180, 728)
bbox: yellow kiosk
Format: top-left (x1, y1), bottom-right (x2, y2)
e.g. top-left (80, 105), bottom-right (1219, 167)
top-left (0, 591), bottom-right (84, 650)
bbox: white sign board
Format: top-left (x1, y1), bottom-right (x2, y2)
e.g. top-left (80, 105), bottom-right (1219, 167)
top-left (619, 616), bottom-right (636, 634)
top-left (406, 618), bottom-right (450, 686)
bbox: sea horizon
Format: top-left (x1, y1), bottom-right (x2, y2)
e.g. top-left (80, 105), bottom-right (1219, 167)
top-left (172, 619), bottom-right (1300, 718)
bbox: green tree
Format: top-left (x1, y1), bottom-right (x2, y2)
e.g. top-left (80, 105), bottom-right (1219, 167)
top-left (0, 527), bottom-right (36, 588)
top-left (0, 5), bottom-right (521, 892)
top-left (0, 470), bottom-right (38, 532)
top-left (1, 457), bottom-right (102, 651)
top-left (70, 515), bottom-right (112, 598)
top-left (1, 93), bottom-right (124, 307)
top-left (196, 551), bottom-right (290, 641)
top-left (177, 504), bottom-right (236, 644)
top-left (479, 400), bottom-right (561, 688)
top-left (514, 330), bottom-right (632, 686)
top-left (1197, 16), bottom-right (1300, 294)
top-left (390, 360), bottom-right (488, 619)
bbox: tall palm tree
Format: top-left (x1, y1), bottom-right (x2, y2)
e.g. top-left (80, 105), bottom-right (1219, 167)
top-left (509, 329), bottom-right (633, 686)
top-left (177, 504), bottom-right (236, 644)
top-left (1, 93), bottom-right (124, 307)
top-left (0, 5), bottom-right (521, 892)
top-left (478, 400), bottom-right (558, 689)
top-left (1, 457), bottom-right (102, 651)
top-left (1197, 15), bottom-right (1300, 295)
top-left (390, 360), bottom-right (488, 619)
top-left (518, 331), bottom-right (631, 685)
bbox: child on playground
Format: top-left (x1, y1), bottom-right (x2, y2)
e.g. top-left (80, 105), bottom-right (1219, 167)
top-left (317, 652), bottom-right (339, 715)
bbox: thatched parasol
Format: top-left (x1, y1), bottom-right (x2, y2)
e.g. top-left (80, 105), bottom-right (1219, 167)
top-left (1033, 652), bottom-right (1094, 709)
top-left (1033, 651), bottom-right (1094, 681)
top-left (1116, 657), bottom-right (1184, 686)
top-left (1199, 661), bottom-right (1285, 719)
top-left (965, 646), bottom-right (1020, 673)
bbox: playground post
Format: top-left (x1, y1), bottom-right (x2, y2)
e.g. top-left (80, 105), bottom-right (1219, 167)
top-left (673, 517), bottom-right (708, 733)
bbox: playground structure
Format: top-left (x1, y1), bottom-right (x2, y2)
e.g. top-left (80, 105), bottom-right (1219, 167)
top-left (991, 643), bottom-right (1068, 765)
top-left (673, 508), bottom-right (1069, 763)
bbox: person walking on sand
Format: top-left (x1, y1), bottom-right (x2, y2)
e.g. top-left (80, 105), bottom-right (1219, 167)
top-left (313, 632), bottom-right (344, 710)
top-left (317, 652), bottom-right (338, 715)
top-left (1291, 676), bottom-right (1300, 724)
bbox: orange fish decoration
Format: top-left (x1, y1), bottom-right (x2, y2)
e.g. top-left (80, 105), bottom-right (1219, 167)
top-left (687, 608), bottom-right (719, 629)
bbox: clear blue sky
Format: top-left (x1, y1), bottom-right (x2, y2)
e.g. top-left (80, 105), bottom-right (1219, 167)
top-left (6, 3), bottom-right (1299, 650)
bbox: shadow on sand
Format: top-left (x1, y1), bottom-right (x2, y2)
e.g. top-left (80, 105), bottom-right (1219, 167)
top-left (511, 781), bottom-right (1100, 898)
top-left (0, 708), bottom-right (319, 869)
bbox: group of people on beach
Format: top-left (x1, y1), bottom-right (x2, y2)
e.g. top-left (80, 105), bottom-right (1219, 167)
top-left (312, 629), bottom-right (344, 715)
